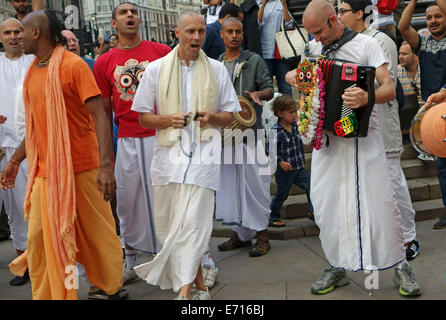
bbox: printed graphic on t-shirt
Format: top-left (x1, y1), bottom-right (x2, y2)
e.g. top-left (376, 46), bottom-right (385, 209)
top-left (113, 58), bottom-right (149, 101)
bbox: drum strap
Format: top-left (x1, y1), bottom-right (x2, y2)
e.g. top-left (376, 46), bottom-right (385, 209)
top-left (321, 28), bottom-right (358, 58)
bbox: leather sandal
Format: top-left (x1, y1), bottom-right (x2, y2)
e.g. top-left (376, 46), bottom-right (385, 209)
top-left (217, 231), bottom-right (252, 251)
top-left (248, 236), bottom-right (271, 257)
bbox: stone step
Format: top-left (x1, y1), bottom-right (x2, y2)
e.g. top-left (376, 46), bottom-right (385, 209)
top-left (211, 199), bottom-right (445, 240)
top-left (270, 173), bottom-right (440, 201)
top-left (277, 176), bottom-right (441, 219)
top-left (401, 141), bottom-right (420, 160)
top-left (401, 158), bottom-right (438, 179)
top-left (297, 147), bottom-right (436, 178)
top-left (303, 140), bottom-right (418, 158)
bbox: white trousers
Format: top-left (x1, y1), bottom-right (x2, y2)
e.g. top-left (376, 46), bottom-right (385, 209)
top-left (115, 137), bottom-right (160, 253)
top-left (386, 154), bottom-right (416, 244)
top-left (216, 143), bottom-right (271, 237)
top-left (0, 147), bottom-right (28, 251)
top-left (135, 183), bottom-right (214, 292)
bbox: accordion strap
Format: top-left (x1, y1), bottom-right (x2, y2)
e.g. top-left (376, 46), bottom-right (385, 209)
top-left (321, 28), bottom-right (358, 58)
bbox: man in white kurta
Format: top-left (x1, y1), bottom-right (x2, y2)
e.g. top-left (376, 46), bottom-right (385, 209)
top-left (0, 18), bottom-right (34, 286)
top-left (215, 18), bottom-right (274, 257)
top-left (131, 11), bottom-right (240, 300)
top-left (286, 0), bottom-right (420, 297)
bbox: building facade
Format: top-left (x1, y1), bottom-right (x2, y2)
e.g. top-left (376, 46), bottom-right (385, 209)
top-left (0, 0), bottom-right (18, 22)
top-left (82, 0), bottom-right (202, 45)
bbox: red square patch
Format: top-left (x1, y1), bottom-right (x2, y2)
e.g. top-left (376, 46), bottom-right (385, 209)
top-left (341, 63), bottom-right (358, 82)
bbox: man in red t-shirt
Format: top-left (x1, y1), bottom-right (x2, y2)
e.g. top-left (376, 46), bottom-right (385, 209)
top-left (93, 2), bottom-right (171, 285)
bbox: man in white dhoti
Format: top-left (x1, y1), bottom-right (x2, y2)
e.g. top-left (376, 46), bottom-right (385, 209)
top-left (131, 10), bottom-right (240, 300)
top-left (215, 18), bottom-right (274, 257)
top-left (338, 0), bottom-right (419, 261)
top-left (286, 0), bottom-right (421, 296)
top-left (0, 18), bottom-right (34, 286)
top-left (93, 2), bottom-right (172, 285)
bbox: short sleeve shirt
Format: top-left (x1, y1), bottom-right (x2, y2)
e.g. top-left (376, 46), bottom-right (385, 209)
top-left (417, 35), bottom-right (446, 101)
top-left (131, 57), bottom-right (241, 191)
top-left (93, 41), bottom-right (171, 138)
top-left (26, 51), bottom-right (101, 177)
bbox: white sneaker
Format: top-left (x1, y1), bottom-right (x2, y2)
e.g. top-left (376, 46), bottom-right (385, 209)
top-left (122, 268), bottom-right (139, 286)
top-left (191, 288), bottom-right (211, 300)
top-left (174, 295), bottom-right (188, 300)
top-left (202, 264), bottom-right (218, 288)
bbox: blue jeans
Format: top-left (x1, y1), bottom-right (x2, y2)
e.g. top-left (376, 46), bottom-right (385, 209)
top-left (270, 167), bottom-right (313, 221)
top-left (435, 157), bottom-right (446, 208)
top-left (265, 59), bottom-right (292, 96)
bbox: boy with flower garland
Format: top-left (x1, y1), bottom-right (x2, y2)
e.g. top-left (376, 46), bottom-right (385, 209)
top-left (269, 95), bottom-right (313, 227)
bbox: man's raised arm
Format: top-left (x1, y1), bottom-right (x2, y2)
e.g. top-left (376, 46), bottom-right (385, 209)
top-left (398, 0), bottom-right (420, 50)
top-left (436, 0), bottom-right (446, 14)
top-left (32, 0), bottom-right (44, 11)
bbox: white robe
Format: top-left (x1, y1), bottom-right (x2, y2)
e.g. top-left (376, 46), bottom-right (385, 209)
top-left (308, 35), bottom-right (405, 271)
top-left (216, 142), bottom-right (271, 232)
top-left (312, 128), bottom-right (405, 271)
top-left (134, 184), bottom-right (214, 292)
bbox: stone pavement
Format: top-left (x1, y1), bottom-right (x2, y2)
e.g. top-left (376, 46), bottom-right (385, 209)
top-left (0, 219), bottom-right (445, 300)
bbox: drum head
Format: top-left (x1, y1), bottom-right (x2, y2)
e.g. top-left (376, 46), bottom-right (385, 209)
top-left (409, 105), bottom-right (432, 156)
top-left (420, 102), bottom-right (446, 158)
top-left (235, 95), bottom-right (256, 127)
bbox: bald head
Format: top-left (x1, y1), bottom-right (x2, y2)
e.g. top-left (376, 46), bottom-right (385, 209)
top-left (21, 10), bottom-right (66, 55)
top-left (302, 0), bottom-right (342, 47)
top-left (177, 10), bottom-right (204, 30)
top-left (0, 18), bottom-right (24, 57)
top-left (62, 30), bottom-right (80, 56)
top-left (221, 17), bottom-right (243, 30)
top-left (22, 10), bottom-right (50, 39)
top-left (0, 18), bottom-right (22, 32)
top-left (303, 0), bottom-right (337, 25)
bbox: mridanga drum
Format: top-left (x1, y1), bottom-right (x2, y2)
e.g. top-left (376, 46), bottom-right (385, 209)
top-left (410, 105), bottom-right (431, 157)
top-left (420, 102), bottom-right (446, 158)
top-left (222, 95), bottom-right (256, 146)
top-left (410, 102), bottom-right (446, 158)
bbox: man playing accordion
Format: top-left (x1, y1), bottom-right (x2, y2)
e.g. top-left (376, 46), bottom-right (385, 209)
top-left (286, 0), bottom-right (421, 297)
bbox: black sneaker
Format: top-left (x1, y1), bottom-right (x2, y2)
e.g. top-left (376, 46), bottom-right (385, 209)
top-left (88, 288), bottom-right (129, 300)
top-left (405, 240), bottom-right (420, 261)
top-left (9, 269), bottom-right (29, 286)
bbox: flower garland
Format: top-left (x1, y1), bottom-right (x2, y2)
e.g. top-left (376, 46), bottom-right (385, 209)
top-left (297, 60), bottom-right (326, 150)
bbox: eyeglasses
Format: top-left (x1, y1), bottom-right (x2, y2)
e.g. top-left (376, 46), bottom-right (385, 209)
top-left (338, 9), bottom-right (354, 15)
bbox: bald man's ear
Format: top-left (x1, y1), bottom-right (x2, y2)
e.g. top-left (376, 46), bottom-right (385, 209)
top-left (329, 14), bottom-right (338, 25)
top-left (32, 26), bottom-right (40, 40)
top-left (174, 27), bottom-right (180, 39)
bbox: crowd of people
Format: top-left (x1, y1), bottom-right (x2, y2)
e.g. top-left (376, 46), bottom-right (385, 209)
top-left (0, 0), bottom-right (445, 300)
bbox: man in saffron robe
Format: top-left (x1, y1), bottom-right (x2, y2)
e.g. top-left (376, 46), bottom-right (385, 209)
top-left (0, 10), bottom-right (126, 300)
